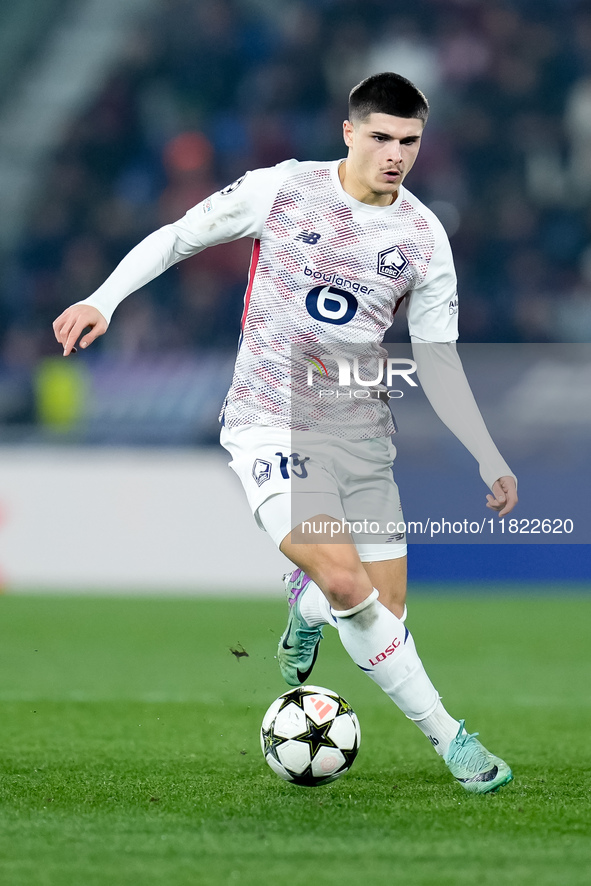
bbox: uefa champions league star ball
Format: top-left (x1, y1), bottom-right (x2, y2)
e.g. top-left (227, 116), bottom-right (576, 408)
top-left (260, 685), bottom-right (361, 786)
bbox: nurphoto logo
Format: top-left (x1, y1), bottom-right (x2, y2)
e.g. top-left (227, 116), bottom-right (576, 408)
top-left (304, 353), bottom-right (418, 400)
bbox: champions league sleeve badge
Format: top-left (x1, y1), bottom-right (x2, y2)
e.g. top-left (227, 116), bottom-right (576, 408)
top-left (221, 174), bottom-right (247, 195)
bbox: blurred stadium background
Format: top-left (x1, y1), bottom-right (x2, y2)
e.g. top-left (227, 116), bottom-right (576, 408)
top-left (0, 0), bottom-right (589, 590)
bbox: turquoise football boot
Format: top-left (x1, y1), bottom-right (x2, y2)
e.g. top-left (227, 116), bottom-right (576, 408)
top-left (444, 720), bottom-right (513, 793)
top-left (277, 569), bottom-right (324, 686)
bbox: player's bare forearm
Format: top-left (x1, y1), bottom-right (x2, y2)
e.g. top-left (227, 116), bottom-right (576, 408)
top-left (486, 476), bottom-right (518, 517)
top-left (53, 304), bottom-right (108, 356)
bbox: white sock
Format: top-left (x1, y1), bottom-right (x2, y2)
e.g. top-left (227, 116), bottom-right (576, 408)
top-left (298, 577), bottom-right (336, 627)
top-left (297, 573), bottom-right (407, 629)
top-left (413, 699), bottom-right (462, 757)
top-left (332, 590), bottom-right (439, 721)
top-left (299, 580), bottom-right (451, 755)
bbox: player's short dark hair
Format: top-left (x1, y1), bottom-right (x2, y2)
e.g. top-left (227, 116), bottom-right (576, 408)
top-left (348, 72), bottom-right (429, 124)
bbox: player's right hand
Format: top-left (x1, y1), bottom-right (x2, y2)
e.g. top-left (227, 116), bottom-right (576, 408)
top-left (53, 304), bottom-right (108, 356)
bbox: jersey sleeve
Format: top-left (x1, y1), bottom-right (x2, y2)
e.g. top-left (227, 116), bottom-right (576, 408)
top-left (76, 161), bottom-right (294, 323)
top-left (169, 160), bottom-right (294, 248)
top-left (406, 217), bottom-right (459, 343)
top-left (411, 339), bottom-right (516, 490)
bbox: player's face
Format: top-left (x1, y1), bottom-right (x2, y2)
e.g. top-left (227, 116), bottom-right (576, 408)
top-left (341, 113), bottom-right (424, 206)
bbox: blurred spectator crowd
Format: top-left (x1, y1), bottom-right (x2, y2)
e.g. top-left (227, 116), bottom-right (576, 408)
top-left (3, 0), bottom-right (591, 380)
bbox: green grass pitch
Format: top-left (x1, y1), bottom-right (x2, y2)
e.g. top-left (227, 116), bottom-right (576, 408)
top-left (0, 591), bottom-right (590, 886)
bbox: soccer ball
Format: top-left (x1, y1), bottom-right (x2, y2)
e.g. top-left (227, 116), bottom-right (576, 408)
top-left (260, 685), bottom-right (361, 786)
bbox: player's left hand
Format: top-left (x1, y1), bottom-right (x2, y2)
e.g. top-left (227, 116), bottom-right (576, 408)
top-left (486, 476), bottom-right (518, 517)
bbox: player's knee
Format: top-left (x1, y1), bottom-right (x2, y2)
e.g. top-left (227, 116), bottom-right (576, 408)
top-left (316, 564), bottom-right (370, 611)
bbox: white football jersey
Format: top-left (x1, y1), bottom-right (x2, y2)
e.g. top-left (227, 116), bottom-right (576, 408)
top-left (82, 159), bottom-right (459, 439)
top-left (170, 159), bottom-right (458, 438)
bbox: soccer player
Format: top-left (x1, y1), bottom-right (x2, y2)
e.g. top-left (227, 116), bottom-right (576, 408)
top-left (53, 73), bottom-right (518, 793)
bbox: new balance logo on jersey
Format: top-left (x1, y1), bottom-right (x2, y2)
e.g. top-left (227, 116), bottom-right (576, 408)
top-left (296, 231), bottom-right (321, 245)
top-left (377, 245), bottom-right (409, 280)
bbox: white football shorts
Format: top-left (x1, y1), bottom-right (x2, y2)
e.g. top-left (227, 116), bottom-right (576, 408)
top-left (220, 424), bottom-right (407, 561)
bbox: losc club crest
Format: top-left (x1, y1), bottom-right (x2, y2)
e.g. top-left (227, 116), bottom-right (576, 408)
top-left (377, 245), bottom-right (409, 280)
top-left (252, 458), bottom-right (272, 487)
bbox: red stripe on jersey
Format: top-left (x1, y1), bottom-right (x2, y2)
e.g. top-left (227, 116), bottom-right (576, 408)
top-left (392, 293), bottom-right (408, 319)
top-left (240, 238), bottom-right (261, 329)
